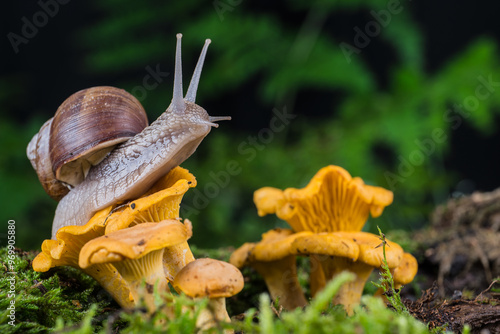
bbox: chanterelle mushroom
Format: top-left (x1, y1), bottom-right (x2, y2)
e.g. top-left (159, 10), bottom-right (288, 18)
top-left (104, 166), bottom-right (196, 282)
top-left (79, 219), bottom-right (192, 312)
top-left (33, 166), bottom-right (197, 308)
top-left (32, 207), bottom-right (133, 308)
top-left (105, 166), bottom-right (196, 233)
top-left (376, 252), bottom-right (418, 301)
top-left (173, 258), bottom-right (244, 332)
top-left (293, 231), bottom-right (403, 315)
top-left (253, 165), bottom-right (393, 296)
top-left (230, 228), bottom-right (312, 310)
top-left (254, 165), bottom-right (393, 233)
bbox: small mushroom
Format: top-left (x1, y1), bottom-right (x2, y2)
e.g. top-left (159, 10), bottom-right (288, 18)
top-left (292, 231), bottom-right (403, 315)
top-left (173, 258), bottom-right (244, 332)
top-left (230, 228), bottom-right (312, 310)
top-left (32, 207), bottom-right (134, 308)
top-left (79, 219), bottom-right (192, 312)
top-left (253, 165), bottom-right (393, 233)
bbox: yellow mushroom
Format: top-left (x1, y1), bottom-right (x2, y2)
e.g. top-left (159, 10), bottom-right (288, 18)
top-left (105, 166), bottom-right (197, 282)
top-left (105, 166), bottom-right (196, 233)
top-left (254, 165), bottom-right (393, 233)
top-left (33, 166), bottom-right (198, 308)
top-left (393, 252), bottom-right (418, 288)
top-left (230, 228), bottom-right (312, 310)
top-left (292, 231), bottom-right (403, 315)
top-left (173, 258), bottom-right (244, 333)
top-left (79, 219), bottom-right (192, 313)
top-left (33, 207), bottom-right (133, 308)
top-left (253, 165), bottom-right (393, 297)
top-left (375, 252), bottom-right (418, 300)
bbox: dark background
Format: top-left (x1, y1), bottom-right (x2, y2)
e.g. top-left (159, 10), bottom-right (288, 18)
top-left (1, 0), bottom-right (500, 250)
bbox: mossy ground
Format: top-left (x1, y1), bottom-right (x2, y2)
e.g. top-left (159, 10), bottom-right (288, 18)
top-left (0, 246), bottom-right (453, 334)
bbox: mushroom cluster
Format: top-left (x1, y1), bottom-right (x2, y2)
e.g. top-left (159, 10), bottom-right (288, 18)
top-left (231, 165), bottom-right (418, 314)
top-left (33, 167), bottom-right (243, 328)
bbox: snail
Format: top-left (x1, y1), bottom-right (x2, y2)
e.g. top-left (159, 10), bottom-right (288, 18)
top-left (27, 34), bottom-right (230, 239)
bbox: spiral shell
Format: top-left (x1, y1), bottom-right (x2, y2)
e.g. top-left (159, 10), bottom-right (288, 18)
top-left (27, 86), bottom-right (149, 200)
top-left (50, 86), bottom-right (149, 187)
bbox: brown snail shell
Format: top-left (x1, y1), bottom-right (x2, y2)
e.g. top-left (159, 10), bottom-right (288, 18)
top-left (27, 86), bottom-right (149, 200)
top-left (49, 86), bottom-right (149, 187)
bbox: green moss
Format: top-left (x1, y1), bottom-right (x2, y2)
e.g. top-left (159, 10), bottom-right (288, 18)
top-left (49, 272), bottom-right (439, 334)
top-left (0, 247), bottom-right (119, 333)
top-left (0, 246), bottom-right (449, 333)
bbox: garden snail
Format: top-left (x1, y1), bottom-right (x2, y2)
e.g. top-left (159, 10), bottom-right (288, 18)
top-left (27, 34), bottom-right (230, 238)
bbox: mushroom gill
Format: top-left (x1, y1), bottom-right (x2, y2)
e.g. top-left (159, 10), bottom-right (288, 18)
top-left (104, 166), bottom-right (197, 282)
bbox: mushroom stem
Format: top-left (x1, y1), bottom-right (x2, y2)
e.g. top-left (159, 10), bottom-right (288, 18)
top-left (196, 297), bottom-right (231, 333)
top-left (309, 254), bottom-right (327, 297)
top-left (163, 242), bottom-right (195, 283)
top-left (252, 256), bottom-right (307, 310)
top-left (113, 249), bottom-right (170, 312)
top-left (321, 258), bottom-right (374, 315)
top-left (84, 263), bottom-right (135, 309)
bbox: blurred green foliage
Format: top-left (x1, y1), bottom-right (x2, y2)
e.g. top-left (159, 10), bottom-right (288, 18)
top-left (2, 0), bottom-right (500, 250)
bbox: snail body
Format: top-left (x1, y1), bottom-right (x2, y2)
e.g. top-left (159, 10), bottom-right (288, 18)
top-left (28, 34), bottom-right (230, 238)
top-left (53, 100), bottom-right (215, 237)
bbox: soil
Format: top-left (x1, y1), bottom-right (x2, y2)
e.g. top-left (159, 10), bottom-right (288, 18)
top-left (407, 188), bottom-right (500, 333)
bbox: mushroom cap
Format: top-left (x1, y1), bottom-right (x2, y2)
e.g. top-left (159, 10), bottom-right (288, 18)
top-left (33, 206), bottom-right (112, 272)
top-left (253, 165), bottom-right (393, 233)
top-left (364, 184), bottom-right (394, 218)
top-left (392, 252), bottom-right (418, 285)
top-left (173, 258), bottom-right (244, 298)
top-left (32, 206), bottom-right (134, 309)
top-left (290, 232), bottom-right (360, 261)
top-left (229, 242), bottom-right (256, 268)
top-left (79, 219), bottom-right (192, 268)
top-left (105, 166), bottom-right (196, 234)
top-left (251, 229), bottom-right (314, 262)
top-left (229, 229), bottom-right (314, 266)
top-left (253, 187), bottom-right (285, 217)
top-left (333, 231), bottom-right (404, 268)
